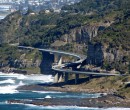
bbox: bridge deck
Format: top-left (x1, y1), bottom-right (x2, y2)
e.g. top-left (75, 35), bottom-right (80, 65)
top-left (18, 46), bottom-right (123, 76)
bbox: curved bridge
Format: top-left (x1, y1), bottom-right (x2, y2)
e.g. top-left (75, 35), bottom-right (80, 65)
top-left (18, 46), bottom-right (122, 84)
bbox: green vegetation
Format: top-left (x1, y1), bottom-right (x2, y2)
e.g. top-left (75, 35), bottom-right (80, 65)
top-left (0, 0), bottom-right (130, 98)
top-left (0, 0), bottom-right (129, 49)
top-left (0, 11), bottom-right (21, 44)
top-left (24, 49), bottom-right (42, 62)
top-left (0, 0), bottom-right (130, 73)
top-left (19, 67), bottom-right (41, 74)
top-left (0, 44), bottom-right (42, 74)
top-left (92, 7), bottom-right (130, 73)
top-left (94, 13), bottom-right (130, 50)
top-left (0, 44), bottom-right (21, 68)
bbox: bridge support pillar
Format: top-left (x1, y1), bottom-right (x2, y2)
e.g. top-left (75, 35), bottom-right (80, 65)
top-left (54, 73), bottom-right (63, 83)
top-left (64, 73), bottom-right (68, 83)
top-left (54, 73), bottom-right (59, 83)
top-left (58, 73), bottom-right (63, 83)
top-left (57, 55), bottom-right (63, 65)
top-left (75, 74), bottom-right (79, 84)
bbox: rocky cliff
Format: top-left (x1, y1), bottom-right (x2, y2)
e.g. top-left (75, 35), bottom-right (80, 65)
top-left (60, 24), bottom-right (99, 43)
top-left (53, 24), bottom-right (104, 65)
top-left (0, 47), bottom-right (42, 74)
top-left (0, 3), bottom-right (129, 74)
top-left (52, 22), bottom-right (129, 73)
top-left (40, 51), bottom-right (54, 74)
top-left (86, 43), bottom-right (104, 66)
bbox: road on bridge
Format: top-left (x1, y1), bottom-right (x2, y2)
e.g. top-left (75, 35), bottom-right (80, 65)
top-left (18, 46), bottom-right (123, 77)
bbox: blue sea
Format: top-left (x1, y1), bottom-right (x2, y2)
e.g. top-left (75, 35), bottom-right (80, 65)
top-left (0, 6), bottom-right (11, 20)
top-left (0, 72), bottom-right (129, 110)
top-left (0, 16), bottom-right (5, 20)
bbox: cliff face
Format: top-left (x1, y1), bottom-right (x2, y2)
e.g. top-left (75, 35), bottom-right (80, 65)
top-left (40, 51), bottom-right (54, 74)
top-left (0, 48), bottom-right (56, 74)
top-left (0, 49), bottom-right (42, 74)
top-left (0, 10), bottom-right (129, 74)
top-left (10, 55), bottom-right (41, 69)
top-left (0, 22), bottom-right (128, 74)
top-left (86, 43), bottom-right (130, 72)
top-left (86, 43), bottom-right (104, 66)
top-left (56, 23), bottom-right (129, 73)
top-left (58, 24), bottom-right (104, 66)
top-left (60, 25), bottom-right (99, 43)
top-left (54, 25), bottom-right (103, 65)
top-left (102, 46), bottom-right (130, 73)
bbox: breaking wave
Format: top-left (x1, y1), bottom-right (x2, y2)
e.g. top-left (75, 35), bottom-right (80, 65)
top-left (0, 85), bottom-right (19, 94)
top-left (25, 74), bottom-right (53, 83)
top-left (0, 72), bottom-right (53, 94)
top-left (0, 79), bottom-right (15, 84)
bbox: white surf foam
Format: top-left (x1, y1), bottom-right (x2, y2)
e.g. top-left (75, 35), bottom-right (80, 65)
top-left (0, 73), bottom-right (27, 94)
top-left (22, 104), bottom-right (98, 109)
top-left (0, 73), bottom-right (54, 94)
top-left (0, 79), bottom-right (15, 84)
top-left (25, 74), bottom-right (53, 83)
top-left (0, 85), bottom-right (19, 94)
top-left (17, 74), bottom-right (27, 80)
top-left (0, 72), bottom-right (53, 83)
top-left (45, 95), bottom-right (52, 99)
top-left (25, 105), bottom-right (102, 110)
top-left (21, 75), bottom-right (54, 85)
top-left (26, 106), bottom-right (130, 110)
top-left (6, 102), bottom-right (130, 110)
top-left (0, 72), bottom-right (26, 79)
top-left (18, 81), bottom-right (25, 86)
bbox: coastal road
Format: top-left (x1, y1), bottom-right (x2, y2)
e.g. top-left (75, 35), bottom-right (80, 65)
top-left (18, 46), bottom-right (122, 76)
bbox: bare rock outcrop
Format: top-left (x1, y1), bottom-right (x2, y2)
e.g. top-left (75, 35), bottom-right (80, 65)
top-left (60, 25), bottom-right (99, 44)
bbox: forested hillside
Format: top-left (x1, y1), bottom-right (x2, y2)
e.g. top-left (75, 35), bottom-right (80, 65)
top-left (0, 0), bottom-right (130, 73)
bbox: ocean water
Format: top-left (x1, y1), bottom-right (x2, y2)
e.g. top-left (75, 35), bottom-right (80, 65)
top-left (0, 72), bottom-right (129, 110)
top-left (0, 8), bottom-right (10, 20)
top-left (0, 15), bottom-right (5, 20)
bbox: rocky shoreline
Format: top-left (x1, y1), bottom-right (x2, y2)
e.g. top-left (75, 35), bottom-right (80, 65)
top-left (1, 72), bottom-right (129, 108)
top-left (8, 94), bottom-right (130, 108)
top-left (7, 83), bottom-right (130, 108)
top-left (17, 83), bottom-right (117, 94)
